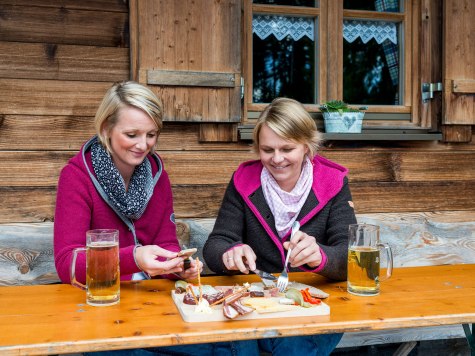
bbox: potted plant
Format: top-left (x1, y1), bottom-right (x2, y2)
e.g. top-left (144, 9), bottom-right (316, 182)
top-left (319, 100), bottom-right (367, 133)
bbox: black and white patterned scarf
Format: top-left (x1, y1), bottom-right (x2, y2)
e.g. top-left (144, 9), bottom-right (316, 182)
top-left (91, 141), bottom-right (154, 220)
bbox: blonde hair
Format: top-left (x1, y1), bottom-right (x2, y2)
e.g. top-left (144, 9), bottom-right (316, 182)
top-left (94, 81), bottom-right (163, 153)
top-left (252, 97), bottom-right (322, 157)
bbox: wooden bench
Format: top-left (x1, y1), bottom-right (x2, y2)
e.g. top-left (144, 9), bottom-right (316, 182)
top-left (0, 219), bottom-right (215, 286)
top-left (1, 212), bottom-right (474, 354)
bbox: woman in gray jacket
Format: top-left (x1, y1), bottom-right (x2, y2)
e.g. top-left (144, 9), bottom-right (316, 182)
top-left (204, 97), bottom-right (357, 356)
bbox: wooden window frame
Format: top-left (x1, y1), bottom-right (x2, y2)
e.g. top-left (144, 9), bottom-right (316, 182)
top-left (242, 0), bottom-right (440, 136)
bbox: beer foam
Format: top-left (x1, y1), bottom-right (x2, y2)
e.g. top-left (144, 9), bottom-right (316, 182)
top-left (88, 241), bottom-right (118, 248)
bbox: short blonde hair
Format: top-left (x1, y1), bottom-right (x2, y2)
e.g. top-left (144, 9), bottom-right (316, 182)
top-left (252, 97), bottom-right (323, 157)
top-left (94, 81), bottom-right (163, 153)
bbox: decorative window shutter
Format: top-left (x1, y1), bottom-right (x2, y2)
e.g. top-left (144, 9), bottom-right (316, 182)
top-left (129, 0), bottom-right (242, 141)
top-left (442, 0), bottom-right (475, 142)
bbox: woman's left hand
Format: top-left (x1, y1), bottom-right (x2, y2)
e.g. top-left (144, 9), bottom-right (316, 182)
top-left (175, 258), bottom-right (203, 281)
top-left (283, 231), bottom-right (322, 268)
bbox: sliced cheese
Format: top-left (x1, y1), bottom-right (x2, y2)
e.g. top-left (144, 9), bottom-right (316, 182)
top-left (241, 297), bottom-right (296, 314)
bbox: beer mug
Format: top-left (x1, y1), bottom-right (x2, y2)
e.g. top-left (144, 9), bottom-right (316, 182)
top-left (71, 229), bottom-right (120, 306)
top-left (347, 224), bottom-right (393, 296)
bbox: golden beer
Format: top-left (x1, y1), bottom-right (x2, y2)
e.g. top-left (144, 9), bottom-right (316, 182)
top-left (347, 246), bottom-right (380, 296)
top-left (86, 241), bottom-right (120, 306)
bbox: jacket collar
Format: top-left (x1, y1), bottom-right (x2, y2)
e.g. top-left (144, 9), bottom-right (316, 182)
top-left (234, 155), bottom-right (348, 203)
top-left (233, 155), bottom-right (348, 239)
top-left (79, 136), bottom-right (163, 242)
top-left (81, 136), bottom-right (163, 181)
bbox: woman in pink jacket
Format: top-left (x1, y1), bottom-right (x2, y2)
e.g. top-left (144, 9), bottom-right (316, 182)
top-left (54, 81), bottom-right (201, 283)
top-left (54, 81), bottom-right (256, 356)
top-left (54, 81), bottom-right (259, 355)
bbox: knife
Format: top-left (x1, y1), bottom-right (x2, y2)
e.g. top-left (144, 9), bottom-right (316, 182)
top-left (243, 261), bottom-right (277, 281)
top-left (251, 267), bottom-right (277, 281)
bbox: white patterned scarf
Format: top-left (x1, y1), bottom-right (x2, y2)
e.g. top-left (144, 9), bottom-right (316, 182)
top-left (91, 141), bottom-right (154, 220)
top-left (261, 157), bottom-right (313, 238)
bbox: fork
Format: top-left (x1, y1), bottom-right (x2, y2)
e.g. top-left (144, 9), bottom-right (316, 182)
top-left (277, 221), bottom-right (300, 292)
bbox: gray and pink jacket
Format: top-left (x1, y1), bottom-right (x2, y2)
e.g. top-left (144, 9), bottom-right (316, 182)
top-left (203, 155), bottom-right (356, 281)
top-left (54, 136), bottom-right (179, 284)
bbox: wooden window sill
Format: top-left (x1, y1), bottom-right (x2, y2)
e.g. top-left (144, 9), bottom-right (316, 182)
top-left (238, 125), bottom-right (442, 141)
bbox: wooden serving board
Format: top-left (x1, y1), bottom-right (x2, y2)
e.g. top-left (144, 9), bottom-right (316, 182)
top-left (171, 291), bottom-right (330, 323)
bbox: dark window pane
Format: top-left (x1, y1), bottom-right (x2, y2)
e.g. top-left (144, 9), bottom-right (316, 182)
top-left (343, 34), bottom-right (400, 105)
top-left (253, 15), bottom-right (316, 104)
top-left (343, 0), bottom-right (400, 12)
top-left (253, 0), bottom-right (316, 6)
top-left (253, 34), bottom-right (315, 104)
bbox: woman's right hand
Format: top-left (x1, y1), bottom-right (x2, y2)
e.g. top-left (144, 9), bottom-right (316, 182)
top-left (222, 244), bottom-right (257, 274)
top-left (135, 245), bottom-right (184, 276)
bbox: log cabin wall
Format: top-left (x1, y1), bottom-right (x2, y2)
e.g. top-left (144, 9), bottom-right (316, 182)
top-left (0, 0), bottom-right (129, 223)
top-left (0, 1), bottom-right (475, 227)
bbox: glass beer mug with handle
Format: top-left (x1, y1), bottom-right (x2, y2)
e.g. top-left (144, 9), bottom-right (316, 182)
top-left (347, 224), bottom-right (393, 296)
top-left (70, 229), bottom-right (120, 306)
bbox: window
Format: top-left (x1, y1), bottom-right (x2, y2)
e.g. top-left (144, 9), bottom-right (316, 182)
top-left (252, 12), bottom-right (316, 104)
top-left (343, 1), bottom-right (401, 106)
top-left (248, 1), bottom-right (319, 106)
top-left (243, 0), bottom-right (438, 136)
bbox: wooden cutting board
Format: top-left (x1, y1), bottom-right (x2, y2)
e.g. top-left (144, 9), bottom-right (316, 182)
top-left (171, 291), bottom-right (330, 323)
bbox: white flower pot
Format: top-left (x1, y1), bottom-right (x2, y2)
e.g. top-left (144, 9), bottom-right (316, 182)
top-left (323, 111), bottom-right (364, 133)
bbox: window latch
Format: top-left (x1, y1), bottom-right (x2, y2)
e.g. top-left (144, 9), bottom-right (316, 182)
top-left (422, 82), bottom-right (442, 103)
top-left (241, 77), bottom-right (245, 99)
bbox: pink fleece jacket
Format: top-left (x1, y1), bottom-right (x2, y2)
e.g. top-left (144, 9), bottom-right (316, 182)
top-left (54, 137), bottom-right (179, 284)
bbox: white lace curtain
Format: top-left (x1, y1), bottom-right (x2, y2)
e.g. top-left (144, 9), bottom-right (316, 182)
top-left (253, 15), bottom-right (397, 44)
top-left (343, 20), bottom-right (397, 44)
top-left (252, 15), bottom-right (315, 41)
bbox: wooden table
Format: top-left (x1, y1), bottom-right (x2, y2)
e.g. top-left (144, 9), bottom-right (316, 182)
top-left (0, 264), bottom-right (474, 355)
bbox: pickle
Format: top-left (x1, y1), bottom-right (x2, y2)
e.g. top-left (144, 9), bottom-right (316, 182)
top-left (175, 280), bottom-right (189, 292)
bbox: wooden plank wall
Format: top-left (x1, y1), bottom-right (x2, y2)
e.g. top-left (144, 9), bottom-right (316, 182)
top-left (1, 2), bottom-right (475, 225)
top-left (0, 0), bottom-right (128, 223)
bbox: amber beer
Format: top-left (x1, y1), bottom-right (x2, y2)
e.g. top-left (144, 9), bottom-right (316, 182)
top-left (347, 246), bottom-right (380, 296)
top-left (347, 224), bottom-right (392, 296)
top-left (71, 229), bottom-right (120, 306)
top-left (86, 241), bottom-right (120, 306)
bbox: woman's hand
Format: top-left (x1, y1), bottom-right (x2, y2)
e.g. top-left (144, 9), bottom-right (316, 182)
top-left (135, 245), bottom-right (185, 276)
top-left (283, 231), bottom-right (322, 269)
top-left (175, 258), bottom-right (203, 281)
top-left (222, 244), bottom-right (257, 274)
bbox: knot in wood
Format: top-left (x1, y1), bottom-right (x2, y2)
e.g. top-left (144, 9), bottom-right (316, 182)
top-left (0, 248), bottom-right (40, 274)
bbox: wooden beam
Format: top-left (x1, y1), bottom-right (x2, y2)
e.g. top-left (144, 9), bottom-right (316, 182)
top-left (0, 4), bottom-right (128, 47)
top-left (3, 181), bottom-right (475, 223)
top-left (0, 115), bottom-right (95, 150)
top-left (0, 187), bottom-right (56, 223)
top-left (0, 42), bottom-right (129, 82)
top-left (337, 324), bottom-right (465, 348)
top-left (442, 125), bottom-right (472, 143)
top-left (129, 0), bottom-right (139, 81)
top-left (199, 124), bottom-right (238, 142)
top-left (0, 118), bottom-right (251, 151)
top-left (452, 79), bottom-right (475, 94)
top-left (351, 181), bottom-right (475, 214)
top-left (147, 70), bottom-right (240, 88)
top-left (0, 79), bottom-right (110, 116)
top-left (3, 150), bottom-right (475, 187)
top-left (0, 1), bottom-right (128, 12)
